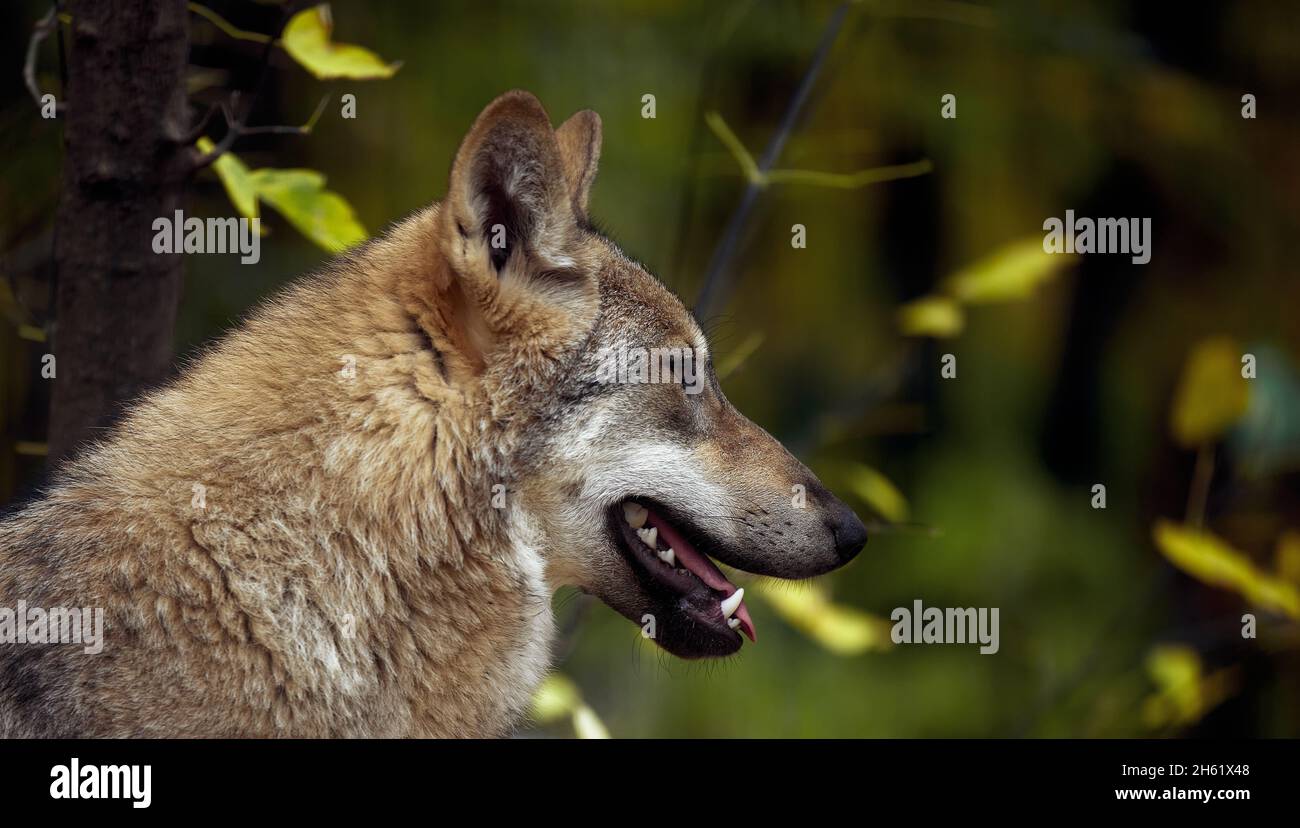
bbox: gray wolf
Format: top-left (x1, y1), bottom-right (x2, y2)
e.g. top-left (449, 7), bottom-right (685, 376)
top-left (0, 91), bottom-right (865, 737)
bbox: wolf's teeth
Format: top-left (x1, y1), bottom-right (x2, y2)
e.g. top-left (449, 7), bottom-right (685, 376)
top-left (727, 617), bottom-right (741, 630)
top-left (720, 588), bottom-right (744, 619)
top-left (636, 526), bottom-right (658, 549)
top-left (623, 502), bottom-right (648, 529)
top-left (657, 547), bottom-right (676, 566)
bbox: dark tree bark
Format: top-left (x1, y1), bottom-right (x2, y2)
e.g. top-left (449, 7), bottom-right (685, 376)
top-left (48, 0), bottom-right (191, 465)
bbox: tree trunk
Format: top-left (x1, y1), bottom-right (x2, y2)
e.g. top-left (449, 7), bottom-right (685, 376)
top-left (48, 0), bottom-right (190, 465)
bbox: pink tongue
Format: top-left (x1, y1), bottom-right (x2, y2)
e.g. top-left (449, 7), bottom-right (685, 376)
top-left (645, 511), bottom-right (757, 642)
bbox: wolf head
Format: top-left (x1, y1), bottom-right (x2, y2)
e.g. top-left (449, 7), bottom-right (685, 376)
top-left (426, 91), bottom-right (866, 659)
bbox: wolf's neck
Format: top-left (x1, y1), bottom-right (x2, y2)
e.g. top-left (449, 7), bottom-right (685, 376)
top-left (60, 209), bottom-right (526, 566)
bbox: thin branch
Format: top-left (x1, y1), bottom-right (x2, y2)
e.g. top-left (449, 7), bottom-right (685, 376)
top-left (239, 93), bottom-right (329, 136)
top-left (704, 112), bottom-right (762, 184)
top-left (191, 94), bottom-right (330, 171)
top-left (187, 2), bottom-right (276, 44)
top-left (23, 6), bottom-right (64, 114)
top-left (691, 0), bottom-right (994, 319)
top-left (188, 3), bottom-right (312, 173)
top-left (706, 111), bottom-right (933, 189)
top-left (665, 0), bottom-right (759, 291)
top-left (182, 100), bottom-right (224, 144)
top-left (184, 0), bottom-right (289, 145)
top-left (693, 1), bottom-right (852, 320)
top-left (765, 160), bottom-right (933, 188)
top-left (1186, 443), bottom-right (1216, 528)
top-left (190, 96), bottom-right (242, 170)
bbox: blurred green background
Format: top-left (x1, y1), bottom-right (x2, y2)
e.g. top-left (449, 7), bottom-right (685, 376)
top-left (3, 0), bottom-right (1299, 737)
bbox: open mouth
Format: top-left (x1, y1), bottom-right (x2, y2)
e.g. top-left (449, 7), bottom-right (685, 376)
top-left (610, 499), bottom-right (756, 649)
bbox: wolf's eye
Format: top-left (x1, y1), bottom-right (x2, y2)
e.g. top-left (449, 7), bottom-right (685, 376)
top-left (664, 351), bottom-right (684, 386)
top-left (666, 349), bottom-right (703, 396)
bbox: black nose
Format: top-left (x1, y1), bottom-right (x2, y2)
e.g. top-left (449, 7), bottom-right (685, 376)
top-left (828, 499), bottom-right (868, 563)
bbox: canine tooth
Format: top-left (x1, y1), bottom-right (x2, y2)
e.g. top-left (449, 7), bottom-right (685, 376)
top-left (657, 547), bottom-right (676, 566)
top-left (720, 588), bottom-right (744, 619)
top-left (623, 502), bottom-right (648, 529)
top-left (636, 527), bottom-right (658, 549)
top-left (728, 618), bottom-right (741, 630)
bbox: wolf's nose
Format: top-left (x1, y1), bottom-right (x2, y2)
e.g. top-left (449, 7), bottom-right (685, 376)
top-left (827, 500), bottom-right (868, 563)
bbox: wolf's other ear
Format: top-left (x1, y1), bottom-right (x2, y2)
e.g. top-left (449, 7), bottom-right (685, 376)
top-left (555, 110), bottom-right (602, 218)
top-left (443, 90), bottom-right (580, 277)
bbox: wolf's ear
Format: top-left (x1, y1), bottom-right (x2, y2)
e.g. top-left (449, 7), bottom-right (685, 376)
top-left (555, 110), bottom-right (602, 218)
top-left (434, 92), bottom-right (599, 374)
top-left (443, 90), bottom-right (582, 279)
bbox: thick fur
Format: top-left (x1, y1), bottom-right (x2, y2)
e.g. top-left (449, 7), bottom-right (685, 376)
top-left (0, 92), bottom-right (862, 737)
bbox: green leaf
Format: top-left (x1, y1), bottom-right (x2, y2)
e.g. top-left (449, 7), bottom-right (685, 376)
top-left (843, 462), bottom-right (909, 523)
top-left (753, 582), bottom-right (893, 655)
top-left (248, 168), bottom-right (367, 253)
top-left (282, 4), bottom-right (401, 80)
top-left (1170, 336), bottom-right (1250, 448)
top-left (197, 136), bottom-right (258, 219)
top-left (944, 237), bottom-right (1068, 303)
top-left (1153, 519), bottom-right (1300, 619)
top-left (897, 294), bottom-right (964, 337)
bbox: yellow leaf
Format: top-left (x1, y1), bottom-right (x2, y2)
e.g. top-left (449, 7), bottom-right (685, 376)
top-left (944, 237), bottom-right (1068, 303)
top-left (571, 705), bottom-right (611, 740)
top-left (248, 168), bottom-right (367, 253)
top-left (530, 674), bottom-right (611, 738)
top-left (1142, 645), bottom-right (1201, 727)
top-left (897, 295), bottom-right (964, 337)
top-left (530, 674), bottom-right (579, 724)
top-left (753, 581), bottom-right (893, 655)
top-left (197, 137), bottom-right (258, 220)
top-left (1170, 336), bottom-right (1250, 447)
top-left (282, 4), bottom-right (401, 80)
top-left (1153, 520), bottom-right (1300, 619)
top-left (843, 462), bottom-right (909, 523)
top-left (1140, 645), bottom-right (1235, 729)
top-left (196, 139), bottom-right (365, 252)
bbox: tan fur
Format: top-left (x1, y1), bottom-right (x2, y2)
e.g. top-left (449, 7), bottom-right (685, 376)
top-left (0, 91), bottom-right (863, 737)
